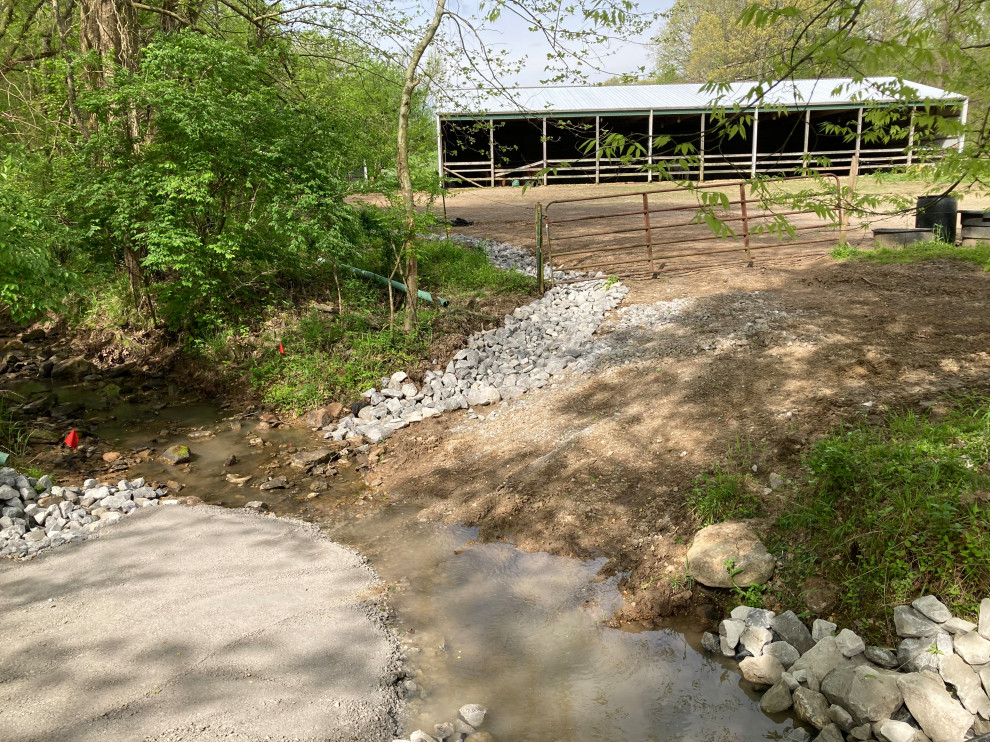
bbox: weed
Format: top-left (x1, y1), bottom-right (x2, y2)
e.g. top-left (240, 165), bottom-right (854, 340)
top-left (832, 240), bottom-right (990, 271)
top-left (686, 464), bottom-right (763, 526)
top-left (0, 400), bottom-right (30, 463)
top-left (776, 398), bottom-right (990, 628)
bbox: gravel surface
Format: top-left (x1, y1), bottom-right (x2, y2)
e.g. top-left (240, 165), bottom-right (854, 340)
top-left (0, 505), bottom-right (402, 742)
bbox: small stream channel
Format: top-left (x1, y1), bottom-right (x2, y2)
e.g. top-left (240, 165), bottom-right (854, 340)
top-left (15, 379), bottom-right (801, 741)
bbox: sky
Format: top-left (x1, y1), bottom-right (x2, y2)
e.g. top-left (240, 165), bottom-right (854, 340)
top-left (441, 0), bottom-right (674, 88)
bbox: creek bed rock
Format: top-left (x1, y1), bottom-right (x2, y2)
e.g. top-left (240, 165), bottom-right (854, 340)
top-left (0, 466), bottom-right (166, 559)
top-left (701, 594), bottom-right (990, 741)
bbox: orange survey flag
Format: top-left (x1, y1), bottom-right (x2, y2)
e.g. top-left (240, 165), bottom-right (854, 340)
top-left (64, 430), bottom-right (79, 450)
top-left (278, 342), bottom-right (285, 355)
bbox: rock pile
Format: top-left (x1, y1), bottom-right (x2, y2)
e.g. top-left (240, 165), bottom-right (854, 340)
top-left (322, 279), bottom-right (628, 444)
top-left (398, 703), bottom-right (491, 742)
top-left (702, 596), bottom-right (990, 742)
top-left (0, 467), bottom-right (167, 559)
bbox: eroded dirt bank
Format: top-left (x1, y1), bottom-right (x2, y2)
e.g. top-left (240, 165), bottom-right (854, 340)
top-left (371, 256), bottom-right (990, 625)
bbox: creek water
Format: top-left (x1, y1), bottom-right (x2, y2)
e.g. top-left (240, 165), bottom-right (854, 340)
top-left (19, 380), bottom-right (800, 741)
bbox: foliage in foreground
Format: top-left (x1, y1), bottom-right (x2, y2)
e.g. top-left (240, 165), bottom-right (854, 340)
top-left (777, 401), bottom-right (990, 634)
top-left (832, 240), bottom-right (990, 272)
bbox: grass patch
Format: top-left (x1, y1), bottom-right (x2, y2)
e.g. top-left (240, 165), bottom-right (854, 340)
top-left (250, 315), bottom-right (430, 413)
top-left (203, 238), bottom-right (537, 414)
top-left (416, 239), bottom-right (536, 297)
top-left (776, 399), bottom-right (990, 634)
top-left (0, 398), bottom-right (31, 465)
top-left (687, 464), bottom-right (763, 526)
top-left (832, 240), bottom-right (990, 270)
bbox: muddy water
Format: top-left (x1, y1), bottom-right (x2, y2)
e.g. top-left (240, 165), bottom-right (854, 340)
top-left (24, 382), bottom-right (799, 741)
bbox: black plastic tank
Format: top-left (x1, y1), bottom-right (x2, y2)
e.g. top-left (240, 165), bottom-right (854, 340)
top-left (915, 195), bottom-right (958, 243)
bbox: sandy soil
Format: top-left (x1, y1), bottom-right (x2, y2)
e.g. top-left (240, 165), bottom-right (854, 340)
top-left (373, 183), bottom-right (990, 626)
top-left (0, 505), bottom-right (402, 742)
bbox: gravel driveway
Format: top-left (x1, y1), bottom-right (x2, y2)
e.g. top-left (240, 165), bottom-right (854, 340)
top-left (0, 505), bottom-right (401, 742)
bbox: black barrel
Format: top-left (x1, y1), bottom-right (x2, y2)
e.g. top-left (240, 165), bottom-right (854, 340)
top-left (915, 195), bottom-right (958, 243)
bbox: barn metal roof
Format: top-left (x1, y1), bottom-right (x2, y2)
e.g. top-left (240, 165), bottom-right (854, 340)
top-left (438, 77), bottom-right (966, 118)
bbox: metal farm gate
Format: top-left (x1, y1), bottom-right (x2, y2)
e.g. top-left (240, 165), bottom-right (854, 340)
top-left (534, 176), bottom-right (844, 289)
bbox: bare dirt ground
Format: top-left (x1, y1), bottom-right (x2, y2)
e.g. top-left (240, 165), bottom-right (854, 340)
top-left (372, 182), bottom-right (990, 627)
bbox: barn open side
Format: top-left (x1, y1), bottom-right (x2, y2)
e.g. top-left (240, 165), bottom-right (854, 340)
top-left (437, 78), bottom-right (967, 187)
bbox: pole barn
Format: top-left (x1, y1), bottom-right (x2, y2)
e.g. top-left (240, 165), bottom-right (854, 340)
top-left (436, 78), bottom-right (967, 187)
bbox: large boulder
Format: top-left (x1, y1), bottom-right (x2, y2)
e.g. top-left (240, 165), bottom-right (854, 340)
top-left (302, 403), bottom-right (343, 429)
top-left (159, 445), bottom-right (191, 465)
top-left (773, 610), bottom-right (815, 654)
top-left (939, 654), bottom-right (990, 718)
top-left (897, 633), bottom-right (953, 673)
top-left (289, 449), bottom-right (337, 469)
top-left (51, 356), bottom-right (96, 380)
top-left (760, 681), bottom-right (793, 714)
top-left (820, 664), bottom-right (904, 724)
top-left (685, 521), bottom-right (775, 588)
top-left (789, 636), bottom-right (852, 685)
top-left (739, 654), bottom-right (784, 686)
top-left (894, 605), bottom-right (941, 638)
top-left (793, 687), bottom-right (831, 730)
top-left (897, 672), bottom-right (974, 742)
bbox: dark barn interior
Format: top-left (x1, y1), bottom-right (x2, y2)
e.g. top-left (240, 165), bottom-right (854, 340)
top-left (437, 79), bottom-right (967, 187)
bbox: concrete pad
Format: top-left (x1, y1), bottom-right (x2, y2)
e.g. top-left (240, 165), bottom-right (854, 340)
top-left (0, 505), bottom-right (400, 741)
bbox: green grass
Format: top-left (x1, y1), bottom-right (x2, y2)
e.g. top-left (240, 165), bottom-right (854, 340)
top-left (0, 399), bottom-right (31, 464)
top-left (832, 240), bottom-right (990, 270)
top-left (686, 464), bottom-right (763, 526)
top-left (250, 316), bottom-right (430, 413)
top-left (239, 238), bottom-right (536, 413)
top-left (776, 399), bottom-right (990, 632)
top-left (415, 238), bottom-right (536, 297)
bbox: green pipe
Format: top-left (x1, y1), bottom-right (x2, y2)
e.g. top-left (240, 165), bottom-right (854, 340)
top-left (340, 264), bottom-right (450, 308)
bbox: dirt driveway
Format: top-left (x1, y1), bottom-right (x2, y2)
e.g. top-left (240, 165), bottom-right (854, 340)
top-left (377, 185), bottom-right (990, 625)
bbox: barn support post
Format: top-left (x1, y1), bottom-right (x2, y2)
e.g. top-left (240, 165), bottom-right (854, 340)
top-left (750, 108), bottom-right (759, 178)
top-left (699, 113), bottom-right (706, 182)
top-left (739, 182), bottom-right (752, 265)
top-left (436, 114), bottom-right (443, 181)
top-left (489, 119), bottom-right (495, 187)
top-left (542, 117), bottom-right (548, 185)
top-left (803, 109), bottom-right (810, 166)
top-left (907, 108), bottom-right (915, 166)
top-left (535, 203), bottom-right (544, 294)
top-left (854, 107), bottom-right (863, 165)
top-left (647, 109), bottom-right (654, 183)
top-left (595, 115), bottom-right (601, 184)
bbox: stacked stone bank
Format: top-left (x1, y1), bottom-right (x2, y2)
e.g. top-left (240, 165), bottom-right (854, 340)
top-left (323, 279), bottom-right (629, 444)
top-left (0, 467), bottom-right (166, 559)
top-left (702, 596), bottom-right (990, 742)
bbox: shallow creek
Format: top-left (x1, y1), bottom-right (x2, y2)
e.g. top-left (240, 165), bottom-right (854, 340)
top-left (22, 382), bottom-right (799, 741)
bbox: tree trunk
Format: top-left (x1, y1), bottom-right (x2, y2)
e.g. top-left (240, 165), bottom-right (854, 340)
top-left (397, 0), bottom-right (445, 332)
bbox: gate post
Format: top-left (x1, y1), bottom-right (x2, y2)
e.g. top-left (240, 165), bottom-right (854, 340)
top-left (739, 182), bottom-right (752, 266)
top-left (535, 203), bottom-right (545, 294)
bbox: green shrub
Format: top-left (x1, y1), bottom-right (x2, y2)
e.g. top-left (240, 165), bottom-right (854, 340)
top-left (778, 400), bottom-right (990, 622)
